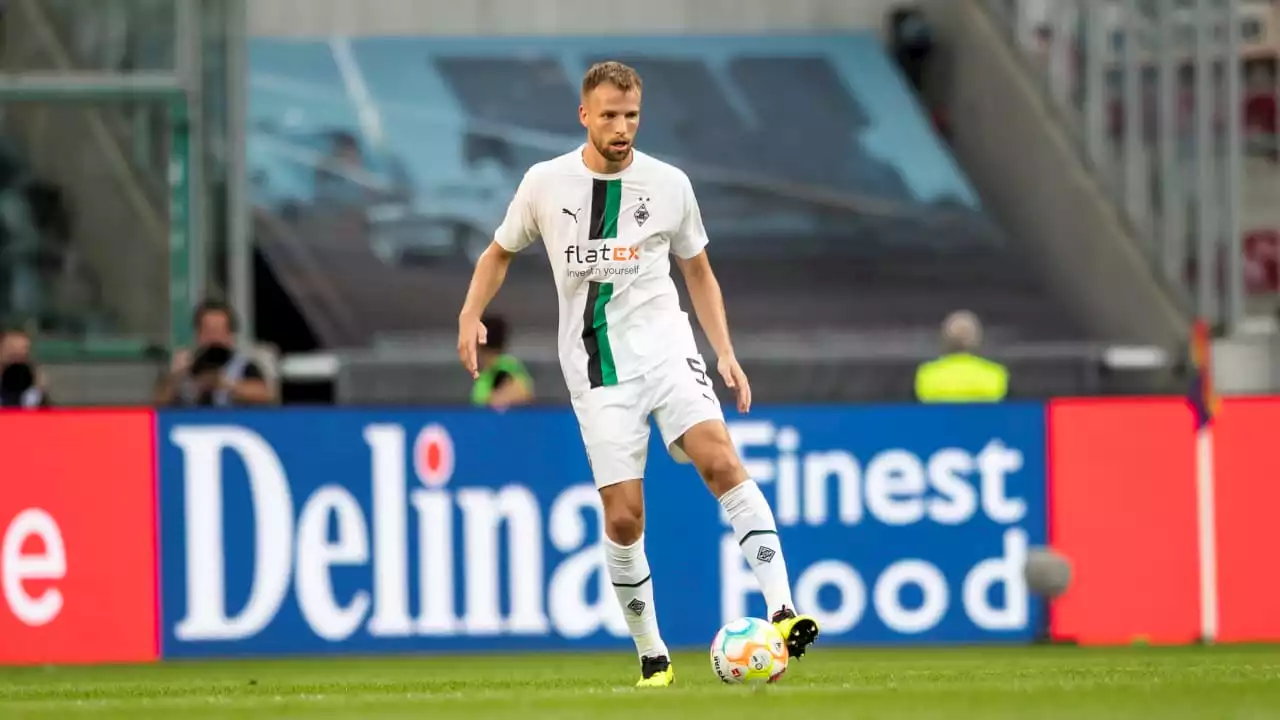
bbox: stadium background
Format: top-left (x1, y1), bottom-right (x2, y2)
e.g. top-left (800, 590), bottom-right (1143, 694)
top-left (1, 0), bottom-right (1280, 714)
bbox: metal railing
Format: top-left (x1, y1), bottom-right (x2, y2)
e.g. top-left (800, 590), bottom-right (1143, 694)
top-left (985, 0), bottom-right (1279, 333)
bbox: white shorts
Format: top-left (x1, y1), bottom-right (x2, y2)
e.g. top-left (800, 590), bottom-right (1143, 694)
top-left (570, 350), bottom-right (725, 489)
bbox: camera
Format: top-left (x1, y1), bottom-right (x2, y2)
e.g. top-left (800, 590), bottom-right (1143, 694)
top-left (0, 361), bottom-right (42, 408)
top-left (190, 344), bottom-right (234, 377)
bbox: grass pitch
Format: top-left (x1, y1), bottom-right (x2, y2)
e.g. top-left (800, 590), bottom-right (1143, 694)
top-left (1, 645), bottom-right (1278, 719)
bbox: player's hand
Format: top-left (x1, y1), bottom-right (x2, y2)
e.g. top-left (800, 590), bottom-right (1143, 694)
top-left (170, 348), bottom-right (192, 375)
top-left (718, 355), bottom-right (752, 414)
top-left (457, 313), bottom-right (488, 379)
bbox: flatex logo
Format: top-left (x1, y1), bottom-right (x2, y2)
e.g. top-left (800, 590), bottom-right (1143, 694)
top-left (565, 242), bottom-right (641, 279)
top-left (563, 243), bottom-right (640, 264)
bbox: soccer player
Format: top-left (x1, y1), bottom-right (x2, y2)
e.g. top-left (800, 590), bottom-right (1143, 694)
top-left (457, 61), bottom-right (819, 688)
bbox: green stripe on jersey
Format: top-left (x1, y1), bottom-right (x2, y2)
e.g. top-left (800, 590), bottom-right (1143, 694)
top-left (601, 179), bottom-right (621, 239)
top-left (583, 281), bottom-right (618, 387)
top-left (583, 178), bottom-right (622, 387)
top-left (589, 178), bottom-right (622, 240)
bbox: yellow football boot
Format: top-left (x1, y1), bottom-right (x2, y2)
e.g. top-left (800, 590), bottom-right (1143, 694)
top-left (635, 655), bottom-right (675, 688)
top-left (772, 607), bottom-right (821, 658)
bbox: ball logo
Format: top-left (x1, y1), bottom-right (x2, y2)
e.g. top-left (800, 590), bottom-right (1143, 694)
top-left (413, 424), bottom-right (454, 488)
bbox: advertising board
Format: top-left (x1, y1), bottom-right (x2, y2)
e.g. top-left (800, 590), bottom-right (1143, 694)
top-left (0, 411), bottom-right (158, 665)
top-left (156, 405), bottom-right (1047, 657)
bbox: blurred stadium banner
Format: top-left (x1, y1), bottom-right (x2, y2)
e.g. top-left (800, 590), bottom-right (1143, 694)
top-left (1205, 397), bottom-right (1280, 644)
top-left (155, 404), bottom-right (1048, 656)
top-left (7, 399), bottom-right (1280, 665)
top-left (1047, 396), bottom-right (1280, 646)
top-left (1047, 397), bottom-right (1202, 646)
top-left (0, 410), bottom-right (159, 666)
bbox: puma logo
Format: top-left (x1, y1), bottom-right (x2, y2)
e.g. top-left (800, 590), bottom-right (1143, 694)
top-left (562, 208), bottom-right (580, 223)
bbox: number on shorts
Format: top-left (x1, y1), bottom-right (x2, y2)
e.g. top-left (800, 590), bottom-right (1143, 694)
top-left (687, 357), bottom-right (710, 386)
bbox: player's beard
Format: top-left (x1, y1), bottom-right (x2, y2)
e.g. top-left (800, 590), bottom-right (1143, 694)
top-left (594, 135), bottom-right (632, 164)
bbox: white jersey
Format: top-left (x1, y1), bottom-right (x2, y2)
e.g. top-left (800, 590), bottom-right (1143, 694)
top-left (494, 146), bottom-right (709, 395)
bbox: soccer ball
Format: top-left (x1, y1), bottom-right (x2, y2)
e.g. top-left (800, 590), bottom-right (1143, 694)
top-left (709, 617), bottom-right (789, 684)
top-left (1024, 546), bottom-right (1072, 598)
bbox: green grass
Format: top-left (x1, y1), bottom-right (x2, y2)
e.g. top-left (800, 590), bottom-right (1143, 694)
top-left (1, 646), bottom-right (1279, 719)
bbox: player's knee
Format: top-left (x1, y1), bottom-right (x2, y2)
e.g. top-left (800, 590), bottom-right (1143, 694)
top-left (604, 505), bottom-right (644, 545)
top-left (601, 485), bottom-right (645, 544)
top-left (698, 449), bottom-right (745, 496)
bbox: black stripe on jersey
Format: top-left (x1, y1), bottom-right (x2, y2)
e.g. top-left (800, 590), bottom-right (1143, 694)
top-left (589, 178), bottom-right (609, 239)
top-left (583, 280), bottom-right (604, 388)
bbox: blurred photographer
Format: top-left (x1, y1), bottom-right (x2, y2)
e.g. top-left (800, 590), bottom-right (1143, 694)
top-left (156, 299), bottom-right (274, 407)
top-left (0, 328), bottom-right (49, 409)
top-left (470, 314), bottom-right (534, 410)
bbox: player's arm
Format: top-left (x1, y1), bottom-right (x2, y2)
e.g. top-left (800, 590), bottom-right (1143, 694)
top-left (458, 172), bottom-right (540, 378)
top-left (460, 242), bottom-right (517, 321)
top-left (676, 251), bottom-right (733, 360)
top-left (458, 242), bottom-right (517, 377)
top-left (672, 177), bottom-right (751, 413)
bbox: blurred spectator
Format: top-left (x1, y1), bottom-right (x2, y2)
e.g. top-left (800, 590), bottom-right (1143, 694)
top-left (914, 310), bottom-right (1009, 403)
top-left (0, 328), bottom-right (49, 408)
top-left (888, 4), bottom-right (948, 137)
top-left (314, 131), bottom-right (368, 206)
top-left (156, 299), bottom-right (275, 407)
top-left (887, 4), bottom-right (935, 95)
top-left (471, 314), bottom-right (534, 409)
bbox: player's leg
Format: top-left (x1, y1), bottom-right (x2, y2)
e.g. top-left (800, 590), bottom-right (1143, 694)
top-left (652, 353), bottom-right (820, 658)
top-left (676, 419), bottom-right (819, 657)
top-left (598, 479), bottom-right (673, 687)
top-left (572, 383), bottom-right (674, 687)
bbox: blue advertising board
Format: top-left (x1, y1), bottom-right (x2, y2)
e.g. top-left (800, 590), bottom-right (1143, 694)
top-left (156, 404), bottom-right (1046, 658)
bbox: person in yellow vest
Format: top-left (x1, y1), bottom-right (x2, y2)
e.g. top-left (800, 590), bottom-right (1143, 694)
top-left (470, 314), bottom-right (535, 409)
top-left (915, 310), bottom-right (1009, 403)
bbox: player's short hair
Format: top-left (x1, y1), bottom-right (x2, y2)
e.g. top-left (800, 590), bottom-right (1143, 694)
top-left (581, 61), bottom-right (643, 97)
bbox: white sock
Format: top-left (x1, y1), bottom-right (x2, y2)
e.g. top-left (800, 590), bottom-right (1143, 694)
top-left (604, 534), bottom-right (668, 659)
top-left (719, 480), bottom-right (795, 618)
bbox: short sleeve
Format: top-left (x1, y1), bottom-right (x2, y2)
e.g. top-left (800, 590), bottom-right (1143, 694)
top-left (670, 175), bottom-right (709, 260)
top-left (493, 169), bottom-right (541, 253)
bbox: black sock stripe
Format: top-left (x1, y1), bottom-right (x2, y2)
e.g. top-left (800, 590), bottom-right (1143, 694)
top-left (611, 573), bottom-right (652, 588)
top-left (737, 529), bottom-right (778, 546)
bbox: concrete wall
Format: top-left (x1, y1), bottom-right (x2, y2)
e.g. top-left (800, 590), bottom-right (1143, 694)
top-left (43, 360), bottom-right (164, 406)
top-left (248, 0), bottom-right (898, 37)
top-left (921, 0), bottom-right (1188, 347)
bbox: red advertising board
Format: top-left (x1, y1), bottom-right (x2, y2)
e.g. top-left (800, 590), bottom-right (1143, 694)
top-left (1048, 396), bottom-right (1280, 645)
top-left (0, 410), bottom-right (158, 665)
top-left (1047, 398), bottom-right (1202, 645)
top-left (1211, 398), bottom-right (1280, 643)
